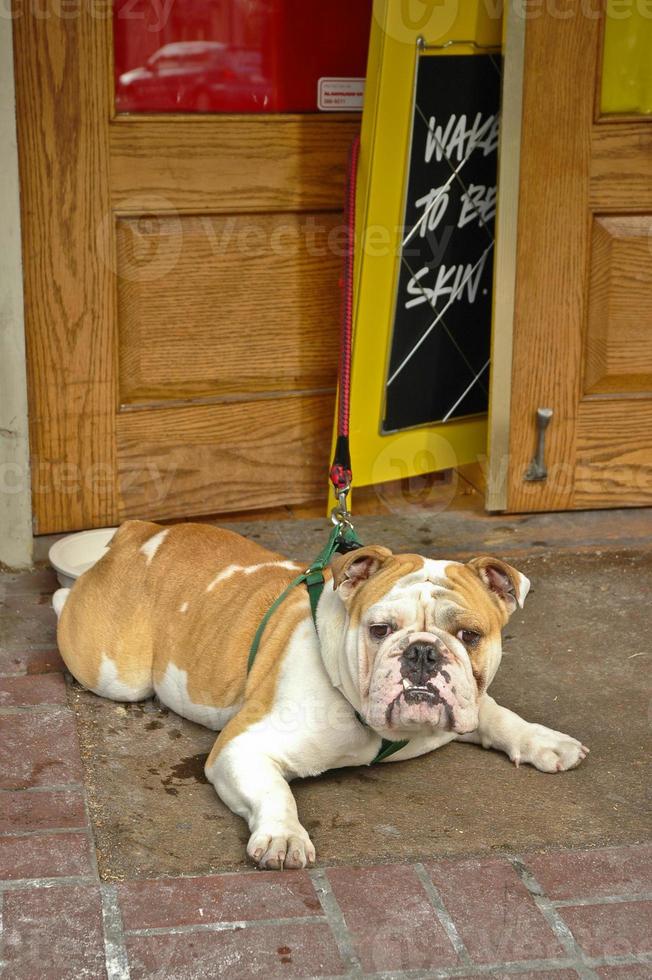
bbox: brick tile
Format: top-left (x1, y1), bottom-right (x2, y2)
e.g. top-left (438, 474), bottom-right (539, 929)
top-left (118, 871), bottom-right (322, 930)
top-left (524, 845), bottom-right (652, 900)
top-left (1, 883), bottom-right (107, 979)
top-left (595, 967), bottom-right (652, 979)
top-left (0, 673), bottom-right (67, 707)
top-left (1, 566), bottom-right (59, 597)
top-left (0, 647), bottom-right (65, 676)
top-left (0, 830), bottom-right (94, 880)
top-left (561, 900), bottom-right (652, 959)
top-left (126, 922), bottom-right (344, 979)
top-left (0, 707), bottom-right (83, 789)
top-left (425, 856), bottom-right (562, 964)
top-left (1, 594), bottom-right (58, 650)
top-left (326, 864), bottom-right (458, 972)
top-left (0, 788), bottom-right (87, 833)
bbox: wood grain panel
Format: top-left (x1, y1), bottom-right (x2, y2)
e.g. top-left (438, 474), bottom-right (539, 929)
top-left (507, 9), bottom-right (600, 511)
top-left (13, 1), bottom-right (117, 534)
top-left (575, 401), bottom-right (652, 507)
top-left (109, 117), bottom-right (360, 213)
top-left (584, 216), bottom-right (652, 394)
top-left (116, 393), bottom-right (334, 521)
top-left (117, 213), bottom-right (341, 404)
top-left (590, 123), bottom-right (652, 212)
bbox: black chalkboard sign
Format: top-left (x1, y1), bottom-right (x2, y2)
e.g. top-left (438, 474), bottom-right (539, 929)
top-left (382, 53), bottom-right (501, 433)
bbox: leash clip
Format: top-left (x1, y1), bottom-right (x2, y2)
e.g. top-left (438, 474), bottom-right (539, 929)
top-left (330, 484), bottom-right (353, 530)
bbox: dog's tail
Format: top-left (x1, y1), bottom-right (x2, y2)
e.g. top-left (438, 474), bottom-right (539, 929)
top-left (52, 588), bottom-right (70, 619)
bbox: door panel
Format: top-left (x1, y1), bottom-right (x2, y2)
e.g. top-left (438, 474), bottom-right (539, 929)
top-left (116, 392), bottom-right (334, 520)
top-left (584, 217), bottom-right (652, 395)
top-left (590, 124), bottom-right (652, 211)
top-left (116, 212), bottom-right (341, 405)
top-left (14, 3), bottom-right (361, 533)
top-left (502, 5), bottom-right (652, 513)
top-left (574, 403), bottom-right (652, 507)
top-left (109, 118), bottom-right (360, 213)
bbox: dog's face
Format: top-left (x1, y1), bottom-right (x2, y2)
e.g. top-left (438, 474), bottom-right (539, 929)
top-left (331, 547), bottom-right (530, 739)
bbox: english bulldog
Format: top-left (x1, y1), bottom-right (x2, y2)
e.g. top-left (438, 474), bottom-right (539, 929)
top-left (54, 520), bottom-right (588, 870)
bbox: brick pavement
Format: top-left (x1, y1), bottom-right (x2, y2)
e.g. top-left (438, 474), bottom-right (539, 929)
top-left (1, 567), bottom-right (651, 979)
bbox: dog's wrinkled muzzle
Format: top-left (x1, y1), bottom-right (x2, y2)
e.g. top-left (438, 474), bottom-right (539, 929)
top-left (366, 631), bottom-right (479, 736)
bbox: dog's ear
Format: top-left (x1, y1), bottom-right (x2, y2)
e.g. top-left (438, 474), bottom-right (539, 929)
top-left (467, 556), bottom-right (530, 615)
top-left (331, 545), bottom-right (393, 601)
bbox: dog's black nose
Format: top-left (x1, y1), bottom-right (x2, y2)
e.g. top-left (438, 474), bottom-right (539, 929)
top-left (400, 641), bottom-right (446, 685)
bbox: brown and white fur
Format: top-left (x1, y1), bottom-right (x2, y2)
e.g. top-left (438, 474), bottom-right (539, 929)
top-left (54, 520), bottom-right (588, 870)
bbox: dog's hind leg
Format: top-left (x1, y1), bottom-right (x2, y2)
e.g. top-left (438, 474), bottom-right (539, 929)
top-left (89, 648), bottom-right (155, 702)
top-left (56, 590), bottom-right (155, 703)
top-left (52, 588), bottom-right (70, 619)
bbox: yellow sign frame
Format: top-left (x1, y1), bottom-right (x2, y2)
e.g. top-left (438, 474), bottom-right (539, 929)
top-left (330, 0), bottom-right (503, 510)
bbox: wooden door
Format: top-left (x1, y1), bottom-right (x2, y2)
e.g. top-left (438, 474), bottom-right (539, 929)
top-left (13, 4), bottom-right (362, 534)
top-left (493, 5), bottom-right (652, 512)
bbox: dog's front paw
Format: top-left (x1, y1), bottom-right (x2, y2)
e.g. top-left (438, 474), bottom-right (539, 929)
top-left (512, 724), bottom-right (589, 773)
top-left (247, 822), bottom-right (316, 870)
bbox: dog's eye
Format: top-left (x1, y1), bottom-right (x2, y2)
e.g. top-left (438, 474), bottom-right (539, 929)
top-left (369, 623), bottom-right (393, 640)
top-left (456, 629), bottom-right (482, 647)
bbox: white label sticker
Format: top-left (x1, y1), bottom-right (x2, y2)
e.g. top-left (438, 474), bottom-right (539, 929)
top-left (318, 77), bottom-right (365, 112)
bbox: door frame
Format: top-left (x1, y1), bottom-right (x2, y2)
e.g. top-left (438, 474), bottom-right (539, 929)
top-left (0, 13), bottom-right (32, 567)
top-left (486, 1), bottom-right (526, 512)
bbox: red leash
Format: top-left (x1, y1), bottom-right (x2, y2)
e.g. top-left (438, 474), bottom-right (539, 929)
top-left (330, 135), bottom-right (360, 507)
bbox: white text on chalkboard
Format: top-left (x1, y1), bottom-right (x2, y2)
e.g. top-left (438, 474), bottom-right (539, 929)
top-left (405, 251), bottom-right (488, 310)
top-left (425, 112), bottom-right (499, 163)
top-left (415, 183), bottom-right (496, 236)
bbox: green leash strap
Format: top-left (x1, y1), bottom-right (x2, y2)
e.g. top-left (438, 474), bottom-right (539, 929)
top-left (246, 523), bottom-right (409, 765)
top-left (353, 711), bottom-right (409, 763)
top-left (246, 523), bottom-right (361, 674)
top-left (246, 568), bottom-right (310, 674)
top-left (372, 737), bottom-right (410, 763)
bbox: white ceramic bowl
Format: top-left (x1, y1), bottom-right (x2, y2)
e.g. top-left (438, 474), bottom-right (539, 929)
top-left (49, 528), bottom-right (118, 588)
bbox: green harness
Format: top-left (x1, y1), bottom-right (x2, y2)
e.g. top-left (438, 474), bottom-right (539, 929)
top-left (246, 523), bottom-right (408, 765)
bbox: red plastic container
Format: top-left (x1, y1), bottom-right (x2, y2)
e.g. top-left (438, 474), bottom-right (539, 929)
top-left (114, 0), bottom-right (373, 114)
